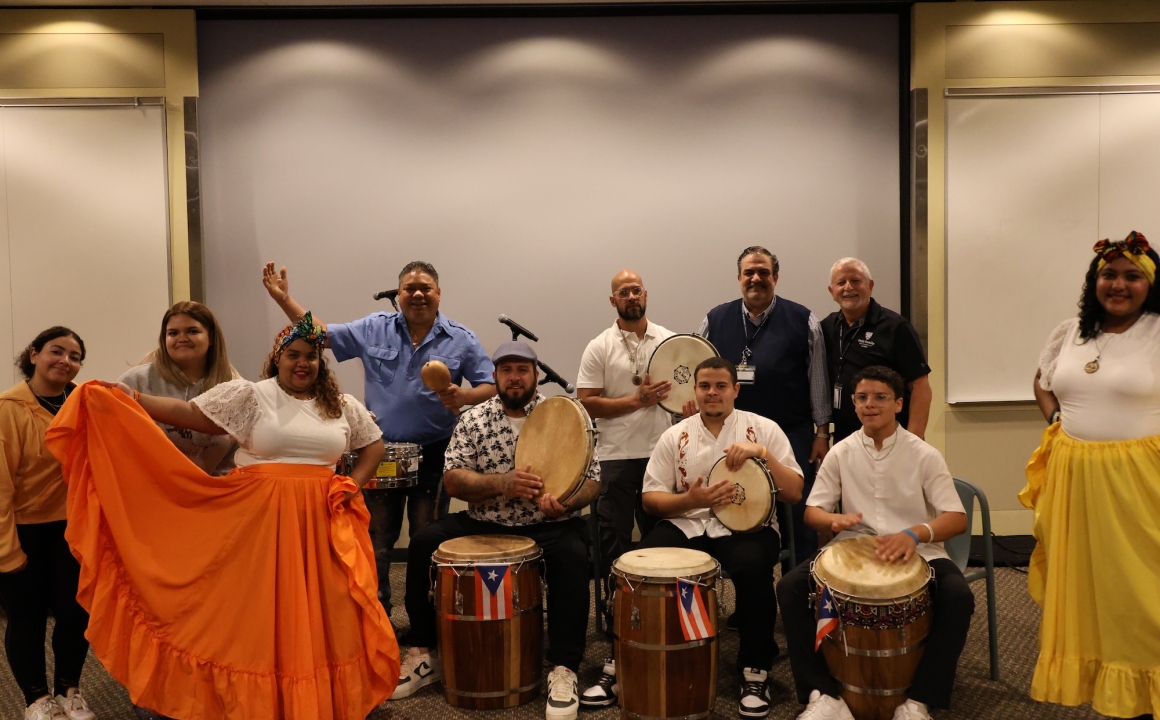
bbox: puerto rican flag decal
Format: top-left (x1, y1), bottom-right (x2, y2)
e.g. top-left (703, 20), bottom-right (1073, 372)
top-left (475, 565), bottom-right (514, 620)
top-left (815, 584), bottom-right (839, 650)
top-left (677, 579), bottom-right (715, 641)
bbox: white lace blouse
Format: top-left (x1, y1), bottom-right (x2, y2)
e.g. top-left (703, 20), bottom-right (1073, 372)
top-left (191, 378), bottom-right (382, 468)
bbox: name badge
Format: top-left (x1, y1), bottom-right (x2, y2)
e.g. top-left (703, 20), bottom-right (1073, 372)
top-left (833, 383), bottom-right (843, 410)
top-left (737, 363), bottom-right (756, 385)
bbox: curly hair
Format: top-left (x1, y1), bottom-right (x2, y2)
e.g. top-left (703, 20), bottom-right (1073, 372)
top-left (261, 344), bottom-right (345, 419)
top-left (1076, 247), bottom-right (1160, 341)
top-left (16, 327), bottom-right (86, 380)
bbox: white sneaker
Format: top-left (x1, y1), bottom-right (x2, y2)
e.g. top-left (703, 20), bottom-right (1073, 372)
top-left (54, 689), bottom-right (95, 720)
top-left (24, 696), bottom-right (66, 720)
top-left (389, 647), bottom-right (442, 699)
top-left (579, 657), bottom-right (618, 708)
top-left (545, 666), bottom-right (579, 720)
top-left (892, 699), bottom-right (931, 720)
top-left (739, 667), bottom-right (772, 717)
top-left (797, 689), bottom-right (855, 720)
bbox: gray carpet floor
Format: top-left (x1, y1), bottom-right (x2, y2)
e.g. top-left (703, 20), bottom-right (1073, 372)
top-left (0, 566), bottom-right (1111, 719)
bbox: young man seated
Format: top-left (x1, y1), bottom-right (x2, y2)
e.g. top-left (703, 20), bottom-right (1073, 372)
top-left (775, 365), bottom-right (973, 720)
top-left (583, 356), bottom-right (803, 718)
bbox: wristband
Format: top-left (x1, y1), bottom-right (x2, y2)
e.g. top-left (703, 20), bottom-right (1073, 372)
top-left (921, 522), bottom-right (935, 543)
top-left (902, 529), bottom-right (920, 545)
top-left (1049, 410), bottom-right (1061, 425)
top-left (758, 445), bottom-right (767, 460)
top-left (133, 389), bottom-right (142, 403)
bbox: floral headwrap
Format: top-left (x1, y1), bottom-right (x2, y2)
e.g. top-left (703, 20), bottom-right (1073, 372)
top-left (273, 312), bottom-right (327, 360)
top-left (1094, 231), bottom-right (1155, 285)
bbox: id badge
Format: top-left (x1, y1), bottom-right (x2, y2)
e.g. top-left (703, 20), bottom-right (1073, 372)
top-left (737, 363), bottom-right (756, 385)
top-left (833, 383), bottom-right (843, 410)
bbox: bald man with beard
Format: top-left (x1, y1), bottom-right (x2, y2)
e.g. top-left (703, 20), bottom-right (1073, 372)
top-left (576, 270), bottom-right (675, 708)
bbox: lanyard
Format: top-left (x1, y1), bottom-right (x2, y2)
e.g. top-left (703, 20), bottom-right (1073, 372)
top-left (741, 311), bottom-right (770, 365)
top-left (836, 318), bottom-right (865, 375)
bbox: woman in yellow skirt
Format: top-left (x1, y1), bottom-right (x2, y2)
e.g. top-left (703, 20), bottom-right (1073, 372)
top-left (1025, 231), bottom-right (1160, 718)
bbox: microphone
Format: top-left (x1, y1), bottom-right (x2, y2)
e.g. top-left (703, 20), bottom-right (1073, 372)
top-left (373, 289), bottom-right (399, 302)
top-left (537, 361), bottom-right (575, 394)
top-left (498, 314), bottom-right (539, 342)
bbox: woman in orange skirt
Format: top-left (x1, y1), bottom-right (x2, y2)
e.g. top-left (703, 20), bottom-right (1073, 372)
top-left (47, 314), bottom-right (399, 719)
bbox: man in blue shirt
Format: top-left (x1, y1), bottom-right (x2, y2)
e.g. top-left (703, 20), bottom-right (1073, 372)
top-left (263, 260), bottom-right (496, 621)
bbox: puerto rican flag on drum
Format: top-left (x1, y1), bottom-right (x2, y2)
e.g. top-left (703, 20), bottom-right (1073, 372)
top-left (677, 579), bottom-right (715, 641)
top-left (815, 584), bottom-right (839, 650)
top-left (475, 565), bottom-right (514, 620)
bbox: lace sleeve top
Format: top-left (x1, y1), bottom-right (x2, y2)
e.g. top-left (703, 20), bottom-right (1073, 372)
top-left (192, 378), bottom-right (383, 467)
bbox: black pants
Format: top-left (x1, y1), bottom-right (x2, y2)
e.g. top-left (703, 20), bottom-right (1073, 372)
top-left (784, 426), bottom-right (819, 568)
top-left (365, 437), bottom-right (451, 616)
top-left (404, 512), bottom-right (591, 672)
top-left (776, 555), bottom-right (974, 709)
top-left (0, 521), bottom-right (90, 706)
top-left (637, 521), bottom-right (781, 671)
top-left (595, 458), bottom-right (660, 588)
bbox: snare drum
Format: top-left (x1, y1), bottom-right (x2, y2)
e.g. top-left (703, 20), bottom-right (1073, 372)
top-left (612, 548), bottom-right (719, 720)
top-left (708, 456), bottom-right (778, 533)
top-left (811, 536), bottom-right (933, 720)
top-left (646, 334), bottom-right (719, 414)
top-left (513, 396), bottom-right (596, 505)
top-left (365, 442), bottom-right (421, 490)
top-left (433, 535), bottom-right (544, 709)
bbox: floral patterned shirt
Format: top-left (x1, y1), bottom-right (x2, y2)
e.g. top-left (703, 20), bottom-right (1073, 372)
top-left (444, 393), bottom-right (600, 526)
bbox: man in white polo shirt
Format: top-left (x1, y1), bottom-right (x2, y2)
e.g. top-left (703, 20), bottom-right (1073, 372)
top-left (776, 365), bottom-right (973, 720)
top-left (576, 269), bottom-right (674, 708)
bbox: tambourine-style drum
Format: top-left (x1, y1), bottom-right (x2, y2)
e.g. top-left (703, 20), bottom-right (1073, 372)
top-left (513, 396), bottom-right (596, 505)
top-left (708, 456), bottom-right (778, 533)
top-left (365, 442), bottom-right (421, 490)
top-left (646, 334), bottom-right (719, 414)
top-left (612, 548), bottom-right (720, 720)
top-left (433, 535), bottom-right (544, 710)
top-left (811, 536), bottom-right (934, 720)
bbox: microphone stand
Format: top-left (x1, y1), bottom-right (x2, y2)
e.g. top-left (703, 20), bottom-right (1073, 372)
top-left (498, 317), bottom-right (574, 393)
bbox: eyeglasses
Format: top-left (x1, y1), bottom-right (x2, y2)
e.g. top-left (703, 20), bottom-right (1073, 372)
top-left (853, 392), bottom-right (895, 407)
top-left (615, 286), bottom-right (645, 299)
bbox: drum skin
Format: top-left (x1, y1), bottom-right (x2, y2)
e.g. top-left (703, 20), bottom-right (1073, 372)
top-left (513, 396), bottom-right (595, 504)
top-left (645, 334), bottom-right (719, 414)
top-left (708, 457), bottom-right (776, 533)
top-left (813, 537), bottom-right (933, 720)
top-left (612, 549), bottom-right (719, 720)
top-left (434, 536), bottom-right (544, 710)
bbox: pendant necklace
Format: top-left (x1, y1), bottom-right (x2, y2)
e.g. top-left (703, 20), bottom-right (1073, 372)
top-left (29, 383), bottom-right (69, 412)
top-left (618, 328), bottom-right (644, 385)
top-left (1085, 333), bottom-right (1116, 374)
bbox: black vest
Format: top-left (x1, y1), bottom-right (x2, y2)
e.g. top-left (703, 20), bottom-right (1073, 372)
top-left (705, 297), bottom-right (812, 431)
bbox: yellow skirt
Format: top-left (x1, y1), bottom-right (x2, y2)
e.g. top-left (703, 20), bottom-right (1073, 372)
top-left (1021, 424), bottom-right (1160, 717)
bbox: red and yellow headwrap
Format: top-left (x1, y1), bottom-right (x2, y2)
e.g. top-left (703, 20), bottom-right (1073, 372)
top-left (1093, 231), bottom-right (1155, 285)
top-left (273, 311), bottom-right (327, 360)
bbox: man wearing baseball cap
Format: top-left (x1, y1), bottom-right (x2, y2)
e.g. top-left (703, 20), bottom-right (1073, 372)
top-left (391, 342), bottom-right (601, 720)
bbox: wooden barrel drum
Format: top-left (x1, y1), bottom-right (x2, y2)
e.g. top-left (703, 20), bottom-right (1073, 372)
top-left (612, 547), bottom-right (720, 720)
top-left (433, 535), bottom-right (544, 709)
top-left (811, 536), bottom-right (934, 720)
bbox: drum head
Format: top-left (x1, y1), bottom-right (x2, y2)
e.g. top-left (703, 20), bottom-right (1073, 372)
top-left (646, 334), bottom-right (719, 413)
top-left (813, 536), bottom-right (930, 600)
top-left (513, 397), bottom-right (594, 504)
top-left (433, 535), bottom-right (540, 564)
top-left (708, 457), bottom-right (774, 533)
top-left (614, 547), bottom-right (718, 579)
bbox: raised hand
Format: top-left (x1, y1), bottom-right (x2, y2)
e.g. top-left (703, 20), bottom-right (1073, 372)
top-left (262, 262), bottom-right (290, 302)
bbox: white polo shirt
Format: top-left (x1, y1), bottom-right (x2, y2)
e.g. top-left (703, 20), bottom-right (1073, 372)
top-left (808, 426), bottom-right (965, 562)
top-left (642, 409), bottom-right (801, 539)
top-left (576, 320), bottom-right (675, 461)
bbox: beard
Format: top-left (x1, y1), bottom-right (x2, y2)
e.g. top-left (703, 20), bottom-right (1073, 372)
top-left (499, 383), bottom-right (537, 410)
top-left (618, 302), bottom-right (646, 322)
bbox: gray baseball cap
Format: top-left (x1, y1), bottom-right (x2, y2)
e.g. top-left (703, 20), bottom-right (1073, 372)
top-left (491, 341), bottom-right (538, 365)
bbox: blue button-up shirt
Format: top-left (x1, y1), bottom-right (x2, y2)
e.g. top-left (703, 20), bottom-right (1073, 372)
top-left (329, 311), bottom-right (495, 445)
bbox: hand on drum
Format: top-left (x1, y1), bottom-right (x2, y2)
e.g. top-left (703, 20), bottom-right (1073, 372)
top-left (686, 476), bottom-right (735, 509)
top-left (501, 466), bottom-right (543, 500)
top-left (722, 442), bottom-right (764, 471)
top-left (830, 512), bottom-right (863, 534)
top-left (875, 531), bottom-right (918, 563)
top-left (262, 262), bottom-right (290, 302)
top-left (537, 492), bottom-right (569, 518)
top-left (636, 375), bottom-right (671, 409)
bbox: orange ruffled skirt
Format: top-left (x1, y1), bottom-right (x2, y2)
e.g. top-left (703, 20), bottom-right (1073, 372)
top-left (46, 383), bottom-right (399, 719)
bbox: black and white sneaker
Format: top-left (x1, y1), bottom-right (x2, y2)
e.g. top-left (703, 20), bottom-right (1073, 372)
top-left (579, 658), bottom-right (618, 708)
top-left (546, 666), bottom-right (580, 720)
top-left (738, 667), bottom-right (772, 718)
top-left (389, 648), bottom-right (443, 699)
